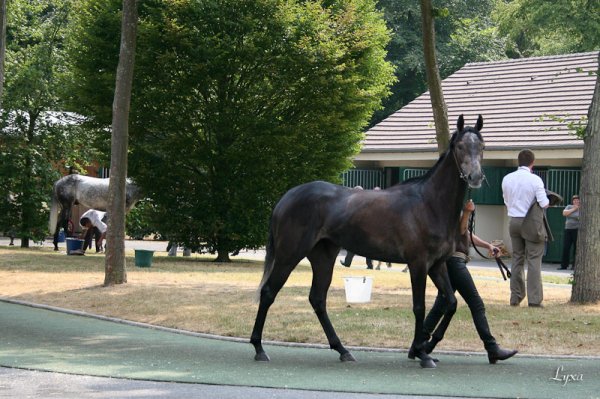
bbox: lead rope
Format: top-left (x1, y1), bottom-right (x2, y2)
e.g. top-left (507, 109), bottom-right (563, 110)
top-left (468, 209), bottom-right (511, 281)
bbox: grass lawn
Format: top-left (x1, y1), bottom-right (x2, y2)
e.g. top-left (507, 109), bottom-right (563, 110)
top-left (1, 245), bottom-right (598, 356)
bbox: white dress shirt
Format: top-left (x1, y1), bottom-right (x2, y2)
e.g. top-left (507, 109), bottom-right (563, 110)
top-left (79, 209), bottom-right (108, 234)
top-left (502, 166), bottom-right (549, 217)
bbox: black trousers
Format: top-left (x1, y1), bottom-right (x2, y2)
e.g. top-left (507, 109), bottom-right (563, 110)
top-left (342, 251), bottom-right (373, 269)
top-left (561, 228), bottom-right (578, 269)
top-left (424, 256), bottom-right (497, 350)
top-left (83, 227), bottom-right (102, 252)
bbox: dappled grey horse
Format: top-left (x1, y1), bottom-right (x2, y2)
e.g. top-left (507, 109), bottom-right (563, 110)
top-left (48, 175), bottom-right (141, 250)
top-left (251, 115), bottom-right (485, 368)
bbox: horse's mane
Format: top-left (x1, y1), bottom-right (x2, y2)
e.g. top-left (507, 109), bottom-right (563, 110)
top-left (390, 126), bottom-right (482, 188)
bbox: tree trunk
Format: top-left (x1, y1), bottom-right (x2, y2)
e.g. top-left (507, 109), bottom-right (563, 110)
top-left (104, 0), bottom-right (137, 286)
top-left (19, 112), bottom-right (38, 249)
top-left (420, 0), bottom-right (450, 154)
top-left (570, 54), bottom-right (600, 303)
top-left (214, 250), bottom-right (231, 263)
top-left (0, 0), bottom-right (6, 109)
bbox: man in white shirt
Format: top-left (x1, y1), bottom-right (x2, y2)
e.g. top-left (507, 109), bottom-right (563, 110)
top-left (79, 209), bottom-right (107, 253)
top-left (502, 149), bottom-right (549, 308)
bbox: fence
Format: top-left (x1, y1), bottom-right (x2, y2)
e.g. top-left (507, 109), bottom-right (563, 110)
top-left (341, 169), bottom-right (384, 189)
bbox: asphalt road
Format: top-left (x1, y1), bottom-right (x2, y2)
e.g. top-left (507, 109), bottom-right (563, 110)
top-left (1, 367), bottom-right (458, 399)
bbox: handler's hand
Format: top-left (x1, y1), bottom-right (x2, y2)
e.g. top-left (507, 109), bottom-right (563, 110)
top-left (490, 246), bottom-right (500, 258)
top-left (464, 199), bottom-right (475, 213)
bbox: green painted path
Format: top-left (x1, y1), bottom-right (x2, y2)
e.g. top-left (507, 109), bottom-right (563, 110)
top-left (0, 300), bottom-right (598, 398)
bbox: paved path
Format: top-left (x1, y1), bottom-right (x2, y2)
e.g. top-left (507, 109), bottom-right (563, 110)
top-left (0, 367), bottom-right (452, 399)
top-left (1, 300), bottom-right (598, 399)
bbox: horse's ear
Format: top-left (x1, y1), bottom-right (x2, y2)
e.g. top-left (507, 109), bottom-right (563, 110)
top-left (457, 114), bottom-right (464, 131)
top-left (475, 114), bottom-right (483, 131)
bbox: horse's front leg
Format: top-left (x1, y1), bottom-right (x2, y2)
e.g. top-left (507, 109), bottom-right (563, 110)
top-left (408, 261), bottom-right (437, 368)
top-left (424, 261), bottom-right (458, 354)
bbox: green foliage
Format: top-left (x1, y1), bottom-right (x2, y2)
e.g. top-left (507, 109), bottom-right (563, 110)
top-left (493, 0), bottom-right (600, 57)
top-left (125, 198), bottom-right (161, 240)
top-left (370, 0), bottom-right (506, 125)
top-left (68, 0), bottom-right (395, 257)
top-left (446, 16), bottom-right (507, 69)
top-left (0, 0), bottom-right (100, 245)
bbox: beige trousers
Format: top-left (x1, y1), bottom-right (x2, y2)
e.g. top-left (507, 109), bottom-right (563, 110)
top-left (509, 217), bottom-right (545, 306)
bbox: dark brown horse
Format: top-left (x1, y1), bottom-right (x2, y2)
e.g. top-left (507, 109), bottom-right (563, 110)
top-left (251, 115), bottom-right (485, 368)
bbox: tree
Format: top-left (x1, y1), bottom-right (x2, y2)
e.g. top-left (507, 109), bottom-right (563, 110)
top-left (571, 55), bottom-right (600, 303)
top-left (104, 0), bottom-right (137, 286)
top-left (0, 0), bottom-right (98, 247)
top-left (68, 0), bottom-right (395, 262)
top-left (0, 0), bottom-right (6, 108)
top-left (371, 0), bottom-right (505, 127)
top-left (494, 0), bottom-right (600, 57)
top-left (420, 0), bottom-right (449, 153)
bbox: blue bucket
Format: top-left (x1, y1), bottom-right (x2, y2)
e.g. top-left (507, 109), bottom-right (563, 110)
top-left (57, 230), bottom-right (66, 243)
top-left (66, 238), bottom-right (84, 255)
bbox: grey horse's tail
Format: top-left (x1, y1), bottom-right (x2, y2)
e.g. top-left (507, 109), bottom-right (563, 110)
top-left (255, 227), bottom-right (275, 303)
top-left (48, 189), bottom-right (58, 235)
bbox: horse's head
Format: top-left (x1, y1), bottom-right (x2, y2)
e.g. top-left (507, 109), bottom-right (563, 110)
top-left (450, 114), bottom-right (485, 188)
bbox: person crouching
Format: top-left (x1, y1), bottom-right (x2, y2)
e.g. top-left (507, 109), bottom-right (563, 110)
top-left (79, 209), bottom-right (107, 253)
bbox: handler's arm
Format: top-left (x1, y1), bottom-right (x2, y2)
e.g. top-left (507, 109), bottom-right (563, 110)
top-left (459, 200), bottom-right (475, 235)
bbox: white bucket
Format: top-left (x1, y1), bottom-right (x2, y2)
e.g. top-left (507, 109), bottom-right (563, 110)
top-left (343, 276), bottom-right (373, 303)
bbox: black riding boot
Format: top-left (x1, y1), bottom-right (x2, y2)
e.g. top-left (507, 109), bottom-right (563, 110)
top-left (486, 344), bottom-right (518, 364)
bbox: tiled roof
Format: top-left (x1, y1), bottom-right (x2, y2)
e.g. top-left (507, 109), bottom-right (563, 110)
top-left (363, 52), bottom-right (599, 153)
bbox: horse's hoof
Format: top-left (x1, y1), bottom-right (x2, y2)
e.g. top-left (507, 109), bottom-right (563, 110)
top-left (254, 352), bottom-right (270, 362)
top-left (340, 352), bottom-right (356, 362)
top-left (420, 358), bottom-right (437, 368)
top-left (54, 247), bottom-right (59, 251)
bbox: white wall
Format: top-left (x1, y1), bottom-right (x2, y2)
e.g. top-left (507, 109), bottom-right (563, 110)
top-left (467, 204), bottom-right (510, 259)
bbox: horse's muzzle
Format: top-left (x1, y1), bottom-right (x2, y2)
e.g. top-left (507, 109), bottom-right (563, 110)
top-left (467, 172), bottom-right (484, 188)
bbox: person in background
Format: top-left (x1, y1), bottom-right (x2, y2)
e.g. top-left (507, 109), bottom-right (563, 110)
top-left (501, 149), bottom-right (549, 308)
top-left (374, 260), bottom-right (392, 270)
top-left (558, 194), bottom-right (580, 270)
top-left (80, 209), bottom-right (107, 253)
top-left (340, 250), bottom-right (374, 269)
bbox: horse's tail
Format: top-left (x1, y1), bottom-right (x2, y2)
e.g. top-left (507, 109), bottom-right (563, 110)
top-left (255, 227), bottom-right (275, 303)
top-left (48, 189), bottom-right (59, 235)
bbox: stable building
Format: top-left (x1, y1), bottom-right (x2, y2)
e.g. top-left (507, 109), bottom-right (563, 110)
top-left (345, 51), bottom-right (598, 262)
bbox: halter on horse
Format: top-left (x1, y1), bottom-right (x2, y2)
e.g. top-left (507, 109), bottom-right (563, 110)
top-left (250, 115), bottom-right (485, 368)
top-left (48, 174), bottom-right (141, 250)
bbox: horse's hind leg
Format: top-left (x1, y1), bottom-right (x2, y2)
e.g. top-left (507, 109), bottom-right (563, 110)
top-left (53, 206), bottom-right (71, 251)
top-left (307, 240), bottom-right (354, 361)
top-left (251, 257), bottom-right (301, 361)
